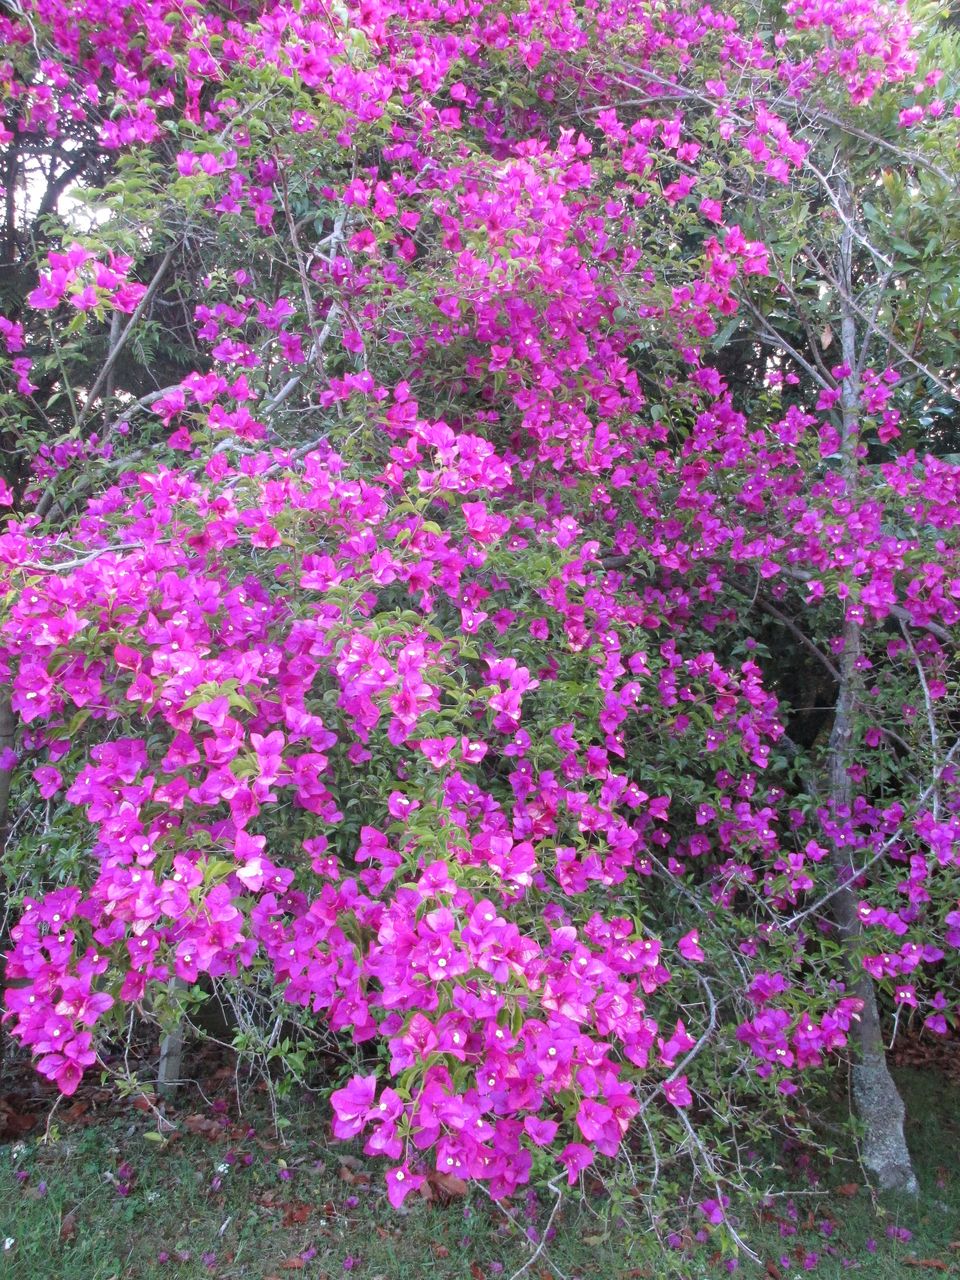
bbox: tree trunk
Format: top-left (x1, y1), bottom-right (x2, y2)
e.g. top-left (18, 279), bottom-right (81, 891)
top-left (157, 978), bottom-right (188, 1099)
top-left (827, 172), bottom-right (916, 1194)
top-left (827, 619), bottom-right (916, 1192)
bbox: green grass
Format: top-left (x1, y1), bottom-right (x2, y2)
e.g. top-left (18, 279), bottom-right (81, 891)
top-left (725, 1065), bottom-right (960, 1280)
top-left (0, 1086), bottom-right (631, 1280)
top-left (1, 1067), bottom-right (959, 1280)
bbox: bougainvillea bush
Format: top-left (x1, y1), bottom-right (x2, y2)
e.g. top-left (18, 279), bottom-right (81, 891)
top-left (1, 0), bottom-right (960, 1230)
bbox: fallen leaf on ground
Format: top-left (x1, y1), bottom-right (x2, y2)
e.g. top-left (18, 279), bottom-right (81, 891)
top-left (0, 1101), bottom-right (37, 1138)
top-left (338, 1160), bottom-right (370, 1186)
top-left (428, 1171), bottom-right (468, 1198)
top-left (281, 1202), bottom-right (311, 1227)
top-left (184, 1113), bottom-right (220, 1138)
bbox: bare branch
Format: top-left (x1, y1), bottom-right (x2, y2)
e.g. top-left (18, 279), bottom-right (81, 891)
top-left (77, 242), bottom-right (179, 423)
top-left (783, 735), bottom-right (960, 929)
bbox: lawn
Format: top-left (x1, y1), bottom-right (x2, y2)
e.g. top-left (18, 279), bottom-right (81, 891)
top-left (1, 1060), bottom-right (959, 1280)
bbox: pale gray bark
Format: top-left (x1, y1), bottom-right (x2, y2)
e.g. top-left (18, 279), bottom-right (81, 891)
top-left (157, 979), bottom-right (188, 1099)
top-left (157, 1024), bottom-right (185, 1099)
top-left (826, 171), bottom-right (916, 1194)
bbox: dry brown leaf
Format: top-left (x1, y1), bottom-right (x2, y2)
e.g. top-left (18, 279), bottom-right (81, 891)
top-left (338, 1162), bottom-right (368, 1186)
top-left (429, 1171), bottom-right (468, 1198)
top-left (0, 1103), bottom-right (37, 1138)
top-left (836, 1183), bottom-right (860, 1197)
top-left (281, 1202), bottom-right (311, 1227)
top-left (184, 1113), bottom-right (220, 1138)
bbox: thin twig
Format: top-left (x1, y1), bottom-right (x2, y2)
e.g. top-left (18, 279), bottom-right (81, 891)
top-left (899, 621), bottom-right (941, 819)
top-left (506, 1177), bottom-right (566, 1280)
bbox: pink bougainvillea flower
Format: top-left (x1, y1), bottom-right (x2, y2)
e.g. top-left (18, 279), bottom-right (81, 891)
top-left (559, 1144), bottom-right (594, 1184)
top-left (385, 1164), bottom-right (424, 1208)
top-left (662, 1077), bottom-right (693, 1108)
top-left (330, 1075), bottom-right (378, 1140)
top-left (678, 930), bottom-right (705, 962)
